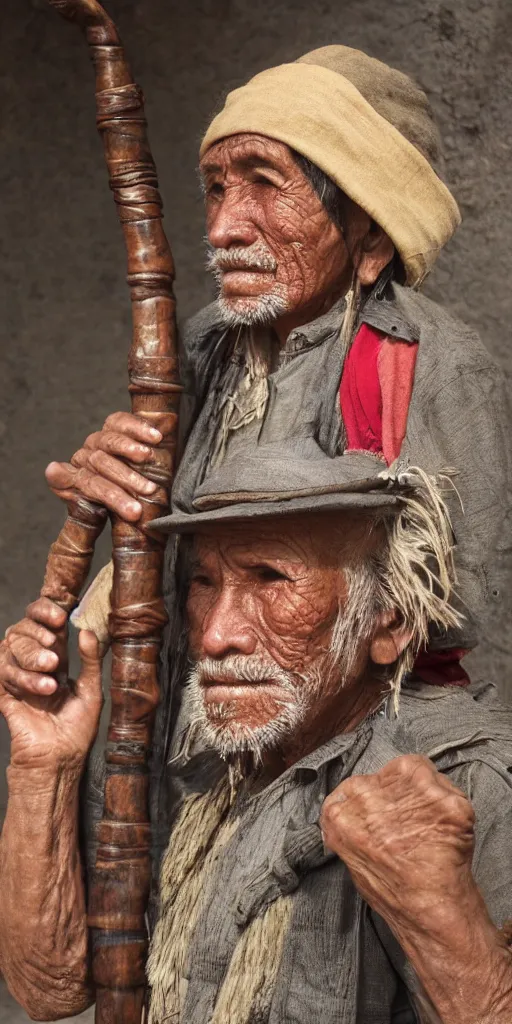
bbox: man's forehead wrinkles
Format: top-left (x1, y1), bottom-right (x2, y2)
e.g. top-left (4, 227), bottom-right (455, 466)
top-left (195, 524), bottom-right (314, 565)
top-left (223, 537), bottom-right (307, 565)
top-left (201, 134), bottom-right (291, 172)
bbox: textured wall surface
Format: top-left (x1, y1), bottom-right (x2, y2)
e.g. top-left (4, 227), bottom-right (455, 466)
top-left (0, 0), bottom-right (511, 815)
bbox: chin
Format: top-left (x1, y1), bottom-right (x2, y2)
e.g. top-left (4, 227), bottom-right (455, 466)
top-left (201, 699), bottom-right (303, 763)
top-left (217, 289), bottom-right (289, 328)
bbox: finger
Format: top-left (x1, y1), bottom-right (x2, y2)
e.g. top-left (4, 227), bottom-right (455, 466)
top-left (46, 463), bottom-right (142, 522)
top-left (7, 618), bottom-right (59, 649)
top-left (2, 661), bottom-right (58, 696)
top-left (5, 634), bottom-right (59, 675)
top-left (81, 450), bottom-right (157, 497)
top-left (25, 597), bottom-right (68, 631)
top-left (103, 412), bottom-right (162, 444)
top-left (75, 630), bottom-right (103, 707)
top-left (83, 430), bottom-right (157, 465)
top-left (45, 460), bottom-right (77, 491)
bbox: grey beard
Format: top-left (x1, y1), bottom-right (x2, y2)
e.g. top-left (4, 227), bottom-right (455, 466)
top-left (216, 290), bottom-right (289, 328)
top-left (184, 561), bottom-right (387, 763)
top-left (185, 654), bottom-right (325, 763)
top-left (205, 241), bottom-right (290, 327)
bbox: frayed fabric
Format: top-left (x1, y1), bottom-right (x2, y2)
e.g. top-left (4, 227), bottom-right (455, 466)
top-left (147, 776), bottom-right (293, 1024)
top-left (147, 779), bottom-right (235, 1023)
top-left (210, 895), bottom-right (293, 1024)
top-left (209, 328), bottom-right (271, 468)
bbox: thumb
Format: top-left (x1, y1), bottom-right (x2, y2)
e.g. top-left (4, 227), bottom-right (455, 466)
top-left (75, 629), bottom-right (103, 706)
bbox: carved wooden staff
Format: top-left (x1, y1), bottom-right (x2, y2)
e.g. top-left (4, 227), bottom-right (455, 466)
top-left (40, 1), bottom-right (181, 1020)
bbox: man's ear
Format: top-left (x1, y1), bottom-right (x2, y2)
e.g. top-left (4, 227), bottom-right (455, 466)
top-left (356, 221), bottom-right (395, 287)
top-left (370, 609), bottom-right (413, 666)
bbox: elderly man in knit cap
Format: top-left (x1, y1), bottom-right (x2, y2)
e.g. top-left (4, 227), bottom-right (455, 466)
top-left (1, 443), bottom-right (512, 1022)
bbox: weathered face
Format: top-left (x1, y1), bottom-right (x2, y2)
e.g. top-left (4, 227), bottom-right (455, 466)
top-left (200, 133), bottom-right (353, 334)
top-left (186, 513), bottom-right (388, 765)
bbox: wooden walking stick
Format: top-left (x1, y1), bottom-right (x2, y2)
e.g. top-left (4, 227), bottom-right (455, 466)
top-left (40, 1), bottom-right (181, 1020)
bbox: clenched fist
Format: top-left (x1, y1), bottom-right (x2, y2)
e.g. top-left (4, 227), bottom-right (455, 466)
top-left (45, 411), bottom-right (164, 522)
top-left (320, 754), bottom-right (475, 924)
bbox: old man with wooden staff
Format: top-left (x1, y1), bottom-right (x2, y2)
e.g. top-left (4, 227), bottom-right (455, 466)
top-left (2, 446), bottom-right (512, 1022)
top-left (0, 2), bottom-right (511, 1021)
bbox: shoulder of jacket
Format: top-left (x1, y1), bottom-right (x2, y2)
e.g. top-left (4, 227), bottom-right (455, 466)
top-left (379, 682), bottom-right (512, 773)
top-left (392, 284), bottom-right (487, 350)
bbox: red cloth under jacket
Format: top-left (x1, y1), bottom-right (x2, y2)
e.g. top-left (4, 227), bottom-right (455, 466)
top-left (340, 323), bottom-right (469, 687)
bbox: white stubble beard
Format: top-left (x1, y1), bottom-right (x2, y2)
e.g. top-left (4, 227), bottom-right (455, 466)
top-left (185, 653), bottom-right (326, 764)
top-left (205, 241), bottom-right (291, 328)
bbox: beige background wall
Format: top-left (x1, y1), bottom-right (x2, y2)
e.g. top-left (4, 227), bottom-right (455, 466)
top-left (1, 0), bottom-right (511, 820)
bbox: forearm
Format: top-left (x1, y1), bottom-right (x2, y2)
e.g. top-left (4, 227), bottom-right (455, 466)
top-left (388, 885), bottom-right (512, 1024)
top-left (0, 763), bottom-right (93, 1020)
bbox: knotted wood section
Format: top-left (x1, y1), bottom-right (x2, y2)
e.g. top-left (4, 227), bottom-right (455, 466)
top-left (42, 2), bottom-right (182, 1020)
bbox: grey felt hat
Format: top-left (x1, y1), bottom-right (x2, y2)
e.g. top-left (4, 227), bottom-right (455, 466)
top-left (148, 439), bottom-right (412, 533)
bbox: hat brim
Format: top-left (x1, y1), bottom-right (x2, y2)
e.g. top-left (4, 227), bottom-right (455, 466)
top-left (148, 486), bottom-right (401, 534)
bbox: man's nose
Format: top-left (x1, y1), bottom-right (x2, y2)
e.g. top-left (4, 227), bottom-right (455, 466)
top-left (200, 588), bottom-right (257, 659)
top-left (207, 189), bottom-right (259, 250)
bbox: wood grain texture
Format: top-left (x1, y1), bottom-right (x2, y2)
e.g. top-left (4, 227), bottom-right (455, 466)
top-left (42, 2), bottom-right (182, 1020)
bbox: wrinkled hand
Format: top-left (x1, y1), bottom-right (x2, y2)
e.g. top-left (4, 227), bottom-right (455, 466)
top-left (0, 598), bottom-right (103, 769)
top-left (45, 411), bottom-right (163, 522)
top-left (320, 755), bottom-right (475, 926)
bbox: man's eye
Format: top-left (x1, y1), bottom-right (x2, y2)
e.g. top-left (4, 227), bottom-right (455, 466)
top-left (253, 174), bottom-right (276, 188)
top-left (254, 566), bottom-right (290, 583)
top-left (191, 573), bottom-right (213, 587)
top-left (205, 182), bottom-right (224, 198)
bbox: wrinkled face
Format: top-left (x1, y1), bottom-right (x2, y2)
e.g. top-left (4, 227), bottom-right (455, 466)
top-left (186, 513), bottom-right (382, 764)
top-left (200, 133), bottom-right (353, 331)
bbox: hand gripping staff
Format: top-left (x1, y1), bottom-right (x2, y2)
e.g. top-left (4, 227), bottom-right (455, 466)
top-left (40, 2), bottom-right (182, 1020)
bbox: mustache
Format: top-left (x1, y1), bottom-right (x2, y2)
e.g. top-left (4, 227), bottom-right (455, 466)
top-left (205, 241), bottom-right (278, 276)
top-left (192, 654), bottom-right (300, 693)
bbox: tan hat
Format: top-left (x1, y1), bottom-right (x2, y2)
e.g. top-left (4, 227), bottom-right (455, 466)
top-left (200, 45), bottom-right (461, 287)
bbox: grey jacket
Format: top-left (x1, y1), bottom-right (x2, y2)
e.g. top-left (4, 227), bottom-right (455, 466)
top-left (171, 681), bottom-right (512, 1024)
top-left (172, 281), bottom-right (510, 652)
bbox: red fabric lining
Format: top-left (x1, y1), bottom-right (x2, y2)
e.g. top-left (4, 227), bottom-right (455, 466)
top-left (340, 323), bottom-right (469, 688)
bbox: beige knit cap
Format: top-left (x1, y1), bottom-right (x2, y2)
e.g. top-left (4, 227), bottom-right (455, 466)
top-left (200, 45), bottom-right (461, 287)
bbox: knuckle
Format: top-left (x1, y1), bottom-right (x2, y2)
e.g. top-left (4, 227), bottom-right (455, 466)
top-left (320, 799), bottom-right (343, 828)
top-left (0, 640), bottom-right (13, 665)
top-left (386, 754), bottom-right (432, 780)
top-left (103, 433), bottom-right (119, 454)
top-left (349, 774), bottom-right (372, 794)
top-left (445, 790), bottom-right (473, 822)
top-left (104, 412), bottom-right (123, 431)
top-left (4, 628), bottom-right (18, 651)
top-left (27, 598), bottom-right (55, 623)
top-left (88, 450), bottom-right (104, 471)
top-left (70, 450), bottom-right (86, 468)
top-left (424, 782), bottom-right (444, 804)
top-left (26, 598), bottom-right (44, 618)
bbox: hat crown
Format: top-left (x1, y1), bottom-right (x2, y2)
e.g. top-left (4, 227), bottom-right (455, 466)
top-left (296, 45), bottom-right (443, 173)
